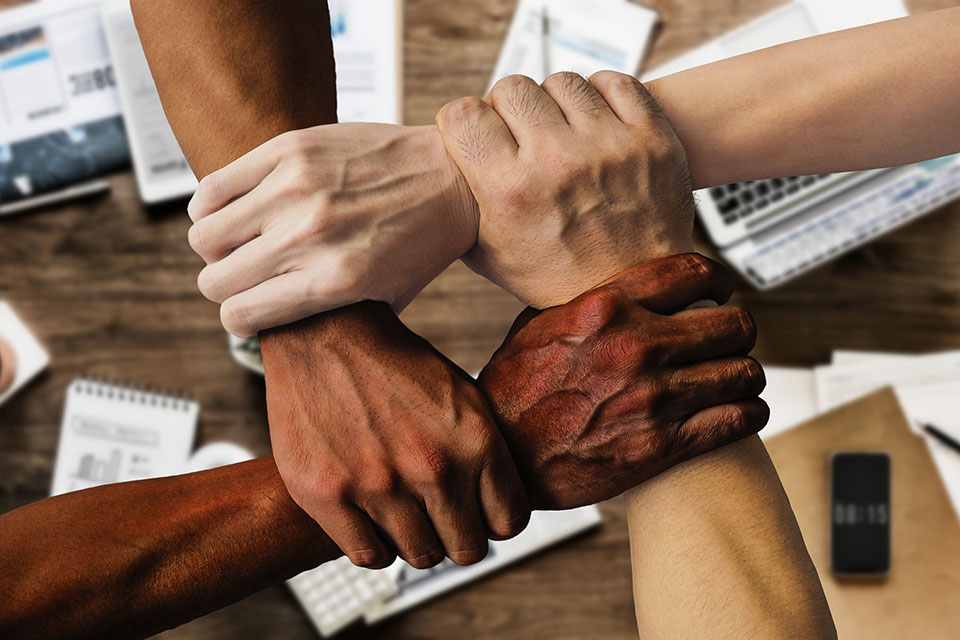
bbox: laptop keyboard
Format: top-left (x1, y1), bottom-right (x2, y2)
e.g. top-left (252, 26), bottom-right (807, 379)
top-left (710, 175), bottom-right (834, 225)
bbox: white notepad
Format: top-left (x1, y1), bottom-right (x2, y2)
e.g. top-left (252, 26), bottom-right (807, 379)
top-left (51, 377), bottom-right (199, 496)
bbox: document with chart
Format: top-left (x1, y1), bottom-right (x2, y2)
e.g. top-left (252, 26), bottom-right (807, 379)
top-left (51, 377), bottom-right (198, 496)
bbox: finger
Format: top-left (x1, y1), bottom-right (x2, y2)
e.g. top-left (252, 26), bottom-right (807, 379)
top-left (540, 71), bottom-right (618, 126)
top-left (588, 71), bottom-right (665, 127)
top-left (436, 97), bottom-right (518, 193)
top-left (477, 442), bottom-right (531, 541)
top-left (486, 74), bottom-right (567, 145)
top-left (187, 188), bottom-right (271, 263)
top-left (217, 270), bottom-right (363, 338)
top-left (595, 253), bottom-right (734, 314)
top-left (674, 398), bottom-right (770, 460)
top-left (665, 357), bottom-right (766, 415)
top-left (196, 234), bottom-right (286, 304)
top-left (316, 504), bottom-right (396, 570)
top-left (188, 132), bottom-right (290, 221)
top-left (666, 306), bottom-right (758, 364)
top-left (423, 479), bottom-right (490, 566)
top-left (364, 495), bottom-right (445, 570)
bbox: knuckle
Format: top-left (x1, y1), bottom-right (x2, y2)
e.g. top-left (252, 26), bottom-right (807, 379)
top-left (187, 221), bottom-right (211, 257)
top-left (448, 542), bottom-right (489, 566)
top-left (493, 73), bottom-right (531, 97)
top-left (490, 509), bottom-right (531, 540)
top-left (543, 71), bottom-right (582, 92)
top-left (439, 96), bottom-right (485, 127)
top-left (276, 129), bottom-right (309, 156)
top-left (598, 331), bottom-right (648, 371)
top-left (722, 404), bottom-right (748, 436)
top-left (404, 548), bottom-right (445, 570)
top-left (219, 298), bottom-right (254, 338)
top-left (360, 466), bottom-right (402, 502)
top-left (412, 448), bottom-right (454, 487)
top-left (733, 308), bottom-right (758, 342)
top-left (196, 266), bottom-right (222, 302)
top-left (572, 290), bottom-right (622, 328)
top-left (348, 548), bottom-right (394, 570)
top-left (590, 70), bottom-right (634, 92)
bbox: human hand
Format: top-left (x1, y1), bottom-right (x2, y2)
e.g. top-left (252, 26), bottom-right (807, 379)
top-left (185, 124), bottom-right (477, 337)
top-left (479, 254), bottom-right (768, 510)
top-left (261, 301), bottom-right (529, 569)
top-left (437, 71), bottom-right (696, 308)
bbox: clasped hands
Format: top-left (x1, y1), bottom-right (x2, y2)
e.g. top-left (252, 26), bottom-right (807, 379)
top-left (187, 72), bottom-right (768, 569)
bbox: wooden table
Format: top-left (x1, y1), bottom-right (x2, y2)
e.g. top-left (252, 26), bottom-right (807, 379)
top-left (1, 1), bottom-right (957, 638)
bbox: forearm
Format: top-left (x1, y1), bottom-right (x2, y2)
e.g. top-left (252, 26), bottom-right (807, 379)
top-left (130, 0), bottom-right (338, 177)
top-left (647, 7), bottom-right (960, 189)
top-left (546, 212), bottom-right (832, 631)
top-left (626, 439), bottom-right (835, 639)
top-left (0, 457), bottom-right (340, 639)
top-left (130, 0), bottom-right (400, 422)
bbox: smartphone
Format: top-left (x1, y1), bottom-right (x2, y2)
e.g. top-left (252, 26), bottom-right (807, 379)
top-left (831, 452), bottom-right (890, 576)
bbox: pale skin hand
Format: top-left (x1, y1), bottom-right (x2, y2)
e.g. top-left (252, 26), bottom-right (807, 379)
top-left (187, 124), bottom-right (476, 338)
top-left (185, 7), bottom-right (960, 334)
top-left (435, 75), bottom-right (835, 638)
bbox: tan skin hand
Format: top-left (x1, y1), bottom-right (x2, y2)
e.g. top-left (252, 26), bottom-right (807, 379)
top-left (263, 302), bottom-right (530, 570)
top-left (480, 254), bottom-right (768, 509)
top-left (438, 71), bottom-right (697, 309)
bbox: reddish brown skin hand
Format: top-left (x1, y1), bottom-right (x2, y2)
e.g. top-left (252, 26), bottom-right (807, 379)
top-left (480, 254), bottom-right (769, 510)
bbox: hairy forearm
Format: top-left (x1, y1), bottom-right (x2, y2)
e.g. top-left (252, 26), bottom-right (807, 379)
top-left (626, 439), bottom-right (835, 639)
top-left (0, 457), bottom-right (340, 639)
top-left (647, 7), bottom-right (960, 189)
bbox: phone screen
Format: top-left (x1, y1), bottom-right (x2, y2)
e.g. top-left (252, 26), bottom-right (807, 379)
top-left (831, 452), bottom-right (890, 576)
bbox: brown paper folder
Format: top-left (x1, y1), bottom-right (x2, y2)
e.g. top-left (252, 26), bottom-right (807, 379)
top-left (766, 388), bottom-right (960, 639)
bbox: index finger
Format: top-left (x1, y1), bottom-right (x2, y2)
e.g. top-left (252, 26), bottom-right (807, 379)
top-left (187, 131), bottom-right (291, 221)
top-left (597, 253), bottom-right (734, 314)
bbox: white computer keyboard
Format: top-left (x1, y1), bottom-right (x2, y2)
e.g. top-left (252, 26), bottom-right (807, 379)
top-left (725, 155), bottom-right (960, 288)
top-left (287, 557), bottom-right (398, 637)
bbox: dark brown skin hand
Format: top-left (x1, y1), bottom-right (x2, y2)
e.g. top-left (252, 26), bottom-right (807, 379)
top-left (480, 253), bottom-right (769, 510)
top-left (264, 302), bottom-right (529, 570)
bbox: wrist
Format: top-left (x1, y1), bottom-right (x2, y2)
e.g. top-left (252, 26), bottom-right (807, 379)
top-left (423, 125), bottom-right (480, 257)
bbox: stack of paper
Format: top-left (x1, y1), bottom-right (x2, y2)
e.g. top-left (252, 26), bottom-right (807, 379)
top-left (760, 351), bottom-right (960, 517)
top-left (488, 0), bottom-right (657, 92)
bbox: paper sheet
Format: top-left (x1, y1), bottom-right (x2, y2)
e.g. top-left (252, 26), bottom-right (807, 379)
top-left (330, 0), bottom-right (402, 124)
top-left (488, 0), bottom-right (656, 92)
top-left (758, 366), bottom-right (818, 440)
top-left (0, 300), bottom-right (49, 408)
top-left (816, 352), bottom-right (960, 517)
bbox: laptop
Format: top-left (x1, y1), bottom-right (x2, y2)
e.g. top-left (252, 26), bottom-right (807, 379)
top-left (642, 1), bottom-right (960, 289)
top-left (0, 0), bottom-right (130, 215)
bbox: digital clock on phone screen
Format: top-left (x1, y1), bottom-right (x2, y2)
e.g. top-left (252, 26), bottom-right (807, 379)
top-left (831, 452), bottom-right (890, 576)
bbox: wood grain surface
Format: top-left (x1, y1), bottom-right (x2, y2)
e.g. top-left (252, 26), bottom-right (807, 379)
top-left (1, 1), bottom-right (958, 638)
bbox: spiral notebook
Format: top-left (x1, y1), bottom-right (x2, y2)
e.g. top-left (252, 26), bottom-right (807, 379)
top-left (50, 377), bottom-right (199, 496)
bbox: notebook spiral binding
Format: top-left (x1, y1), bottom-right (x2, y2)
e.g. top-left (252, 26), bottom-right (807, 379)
top-left (72, 375), bottom-right (194, 412)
